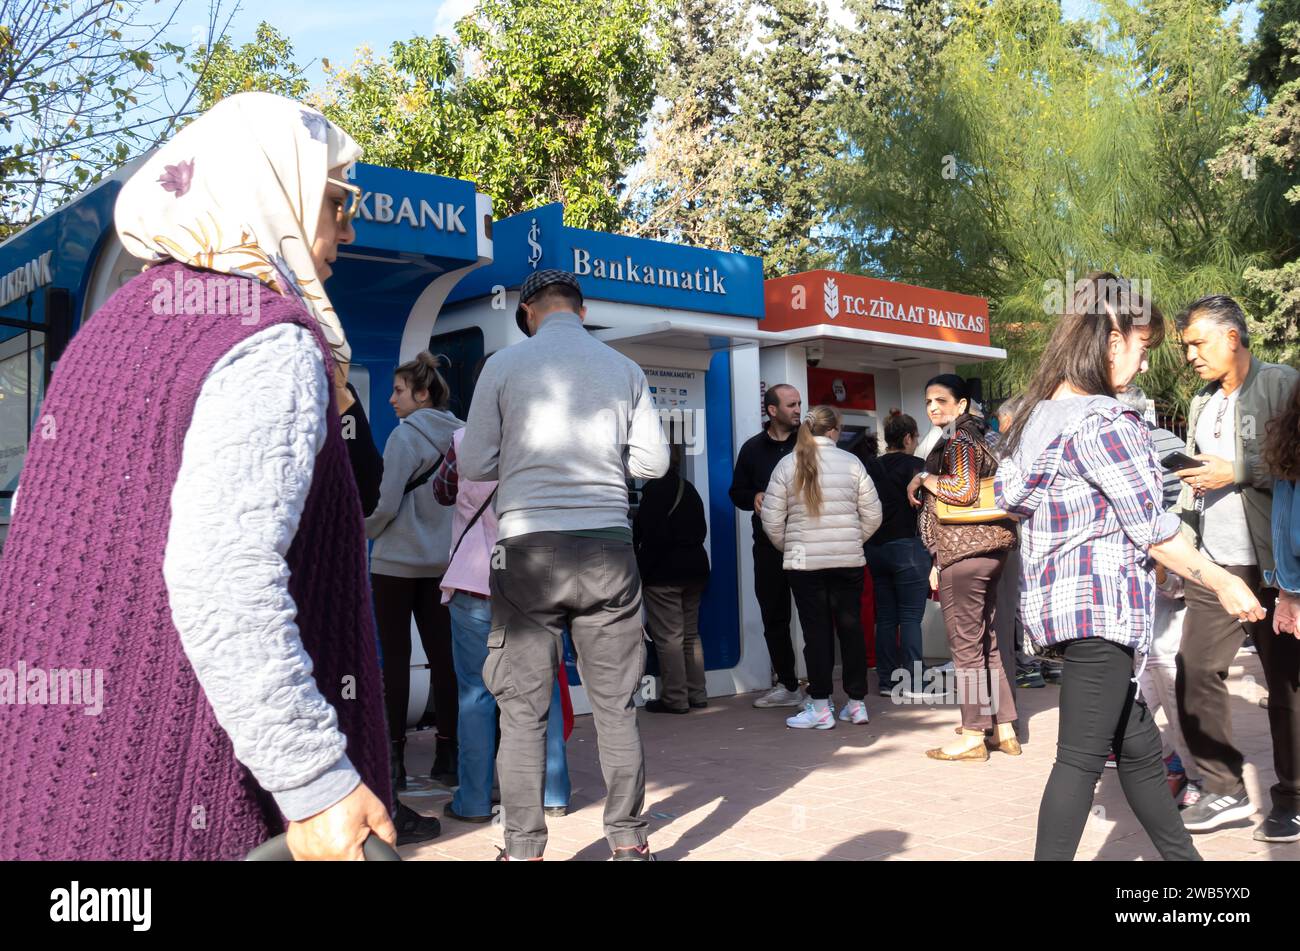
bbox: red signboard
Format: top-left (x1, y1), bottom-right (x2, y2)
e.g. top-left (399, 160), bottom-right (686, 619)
top-left (764, 270), bottom-right (990, 349)
top-left (807, 366), bottom-right (876, 411)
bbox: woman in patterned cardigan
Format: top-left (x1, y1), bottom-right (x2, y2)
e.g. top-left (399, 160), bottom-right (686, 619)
top-left (909, 375), bottom-right (1020, 761)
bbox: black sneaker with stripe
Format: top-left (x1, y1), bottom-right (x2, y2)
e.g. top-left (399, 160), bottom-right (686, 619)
top-left (1180, 791), bottom-right (1254, 832)
top-left (1253, 809), bottom-right (1300, 843)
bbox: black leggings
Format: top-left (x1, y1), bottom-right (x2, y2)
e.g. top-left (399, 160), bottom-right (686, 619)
top-left (1035, 637), bottom-right (1200, 861)
top-left (371, 573), bottom-right (457, 744)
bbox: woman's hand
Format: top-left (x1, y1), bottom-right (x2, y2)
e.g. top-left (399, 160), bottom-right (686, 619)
top-left (285, 782), bottom-right (396, 861)
top-left (929, 566), bottom-right (939, 591)
top-left (907, 473), bottom-right (925, 508)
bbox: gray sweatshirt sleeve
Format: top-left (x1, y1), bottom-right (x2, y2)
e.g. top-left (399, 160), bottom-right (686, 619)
top-left (458, 357), bottom-right (504, 482)
top-left (163, 323), bottom-right (361, 822)
top-left (626, 378), bottom-right (670, 481)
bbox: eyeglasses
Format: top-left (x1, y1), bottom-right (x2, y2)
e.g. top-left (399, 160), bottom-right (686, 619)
top-left (326, 177), bottom-right (362, 226)
top-left (1213, 393), bottom-right (1229, 441)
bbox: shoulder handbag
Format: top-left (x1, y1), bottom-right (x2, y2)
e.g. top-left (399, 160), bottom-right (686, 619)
top-left (922, 438), bottom-right (1016, 569)
top-left (935, 439), bottom-right (1009, 524)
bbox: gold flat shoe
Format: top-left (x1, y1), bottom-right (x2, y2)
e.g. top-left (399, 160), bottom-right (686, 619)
top-left (925, 744), bottom-right (989, 762)
top-left (988, 736), bottom-right (1022, 756)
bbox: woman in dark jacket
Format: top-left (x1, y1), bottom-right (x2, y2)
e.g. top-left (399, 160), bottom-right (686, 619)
top-left (634, 445), bottom-right (711, 714)
top-left (335, 368), bottom-right (383, 516)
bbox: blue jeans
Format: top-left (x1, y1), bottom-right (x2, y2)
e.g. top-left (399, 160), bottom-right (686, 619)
top-left (448, 591), bottom-right (570, 817)
top-left (864, 537), bottom-right (931, 691)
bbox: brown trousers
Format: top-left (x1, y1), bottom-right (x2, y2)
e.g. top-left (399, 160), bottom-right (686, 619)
top-left (939, 552), bottom-right (1016, 731)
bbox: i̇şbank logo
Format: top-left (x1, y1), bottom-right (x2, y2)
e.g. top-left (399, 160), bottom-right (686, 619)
top-left (823, 276), bottom-right (840, 319)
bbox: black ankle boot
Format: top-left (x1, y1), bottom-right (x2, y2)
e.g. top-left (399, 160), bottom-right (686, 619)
top-left (430, 736), bottom-right (459, 786)
top-left (391, 739), bottom-right (407, 791)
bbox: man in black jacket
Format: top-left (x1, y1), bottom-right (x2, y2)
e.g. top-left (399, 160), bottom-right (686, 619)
top-left (729, 383), bottom-right (804, 707)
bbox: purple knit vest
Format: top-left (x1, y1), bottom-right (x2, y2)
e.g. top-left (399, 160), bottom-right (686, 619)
top-left (0, 262), bottom-right (390, 860)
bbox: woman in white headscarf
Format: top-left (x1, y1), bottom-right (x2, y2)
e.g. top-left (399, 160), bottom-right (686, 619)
top-left (0, 92), bottom-right (421, 860)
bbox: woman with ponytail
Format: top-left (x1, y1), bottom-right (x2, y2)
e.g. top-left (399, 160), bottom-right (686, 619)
top-left (366, 351), bottom-right (464, 799)
top-left (761, 405), bottom-right (882, 729)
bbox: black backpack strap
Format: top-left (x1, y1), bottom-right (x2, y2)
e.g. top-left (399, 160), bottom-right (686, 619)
top-left (404, 451), bottom-right (445, 496)
top-left (449, 487), bottom-right (497, 563)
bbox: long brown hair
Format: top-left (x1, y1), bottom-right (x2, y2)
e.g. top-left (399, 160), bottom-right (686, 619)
top-left (1000, 271), bottom-right (1164, 458)
top-left (793, 405), bottom-right (842, 518)
top-left (1264, 376), bottom-right (1300, 480)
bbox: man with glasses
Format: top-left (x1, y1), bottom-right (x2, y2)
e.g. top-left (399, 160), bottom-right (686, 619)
top-left (1172, 296), bottom-right (1300, 842)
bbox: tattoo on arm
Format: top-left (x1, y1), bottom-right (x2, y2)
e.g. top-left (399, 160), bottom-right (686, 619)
top-left (1191, 568), bottom-right (1204, 585)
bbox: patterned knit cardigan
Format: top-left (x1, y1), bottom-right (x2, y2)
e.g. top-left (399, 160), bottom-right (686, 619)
top-left (0, 262), bottom-right (390, 860)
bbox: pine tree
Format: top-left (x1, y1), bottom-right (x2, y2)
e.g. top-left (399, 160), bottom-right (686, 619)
top-left (729, 0), bottom-right (835, 276)
top-left (623, 0), bottom-right (749, 250)
top-left (1215, 0), bottom-right (1300, 365)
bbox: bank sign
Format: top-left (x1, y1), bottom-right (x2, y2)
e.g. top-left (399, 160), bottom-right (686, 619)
top-left (763, 270), bottom-right (991, 349)
top-left (345, 163), bottom-right (479, 262)
top-left (448, 202), bottom-right (764, 318)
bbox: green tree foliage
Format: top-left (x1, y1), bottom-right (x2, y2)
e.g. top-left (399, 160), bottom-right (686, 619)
top-left (730, 0), bottom-right (836, 275)
top-left (1214, 0), bottom-right (1300, 365)
top-left (316, 0), bottom-right (664, 231)
top-left (623, 0), bottom-right (749, 249)
top-left (191, 22), bottom-right (311, 111)
top-left (831, 0), bottom-right (1265, 414)
top-left (0, 0), bottom-right (227, 236)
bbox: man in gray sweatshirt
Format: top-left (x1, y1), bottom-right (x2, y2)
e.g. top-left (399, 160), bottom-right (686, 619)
top-left (459, 269), bottom-right (669, 861)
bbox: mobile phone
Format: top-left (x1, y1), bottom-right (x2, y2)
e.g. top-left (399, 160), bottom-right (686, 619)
top-left (1161, 451), bottom-right (1205, 472)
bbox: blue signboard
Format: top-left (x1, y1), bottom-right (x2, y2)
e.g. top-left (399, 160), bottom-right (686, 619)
top-left (346, 162), bottom-right (481, 263)
top-left (0, 179), bottom-right (122, 330)
top-left (448, 203), bottom-right (765, 319)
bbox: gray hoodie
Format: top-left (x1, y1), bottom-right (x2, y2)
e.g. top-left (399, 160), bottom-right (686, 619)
top-left (366, 407), bottom-right (464, 578)
top-left (1000, 395), bottom-right (1118, 495)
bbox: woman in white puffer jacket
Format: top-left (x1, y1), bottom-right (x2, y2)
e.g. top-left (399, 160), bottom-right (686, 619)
top-left (762, 405), bottom-right (883, 730)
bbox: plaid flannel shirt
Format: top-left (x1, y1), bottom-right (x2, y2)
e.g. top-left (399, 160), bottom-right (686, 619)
top-left (432, 441), bottom-right (459, 507)
top-left (996, 405), bottom-right (1181, 652)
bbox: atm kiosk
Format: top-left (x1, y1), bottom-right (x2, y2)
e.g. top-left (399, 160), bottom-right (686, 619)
top-left (431, 202), bottom-right (776, 712)
top-left (759, 269), bottom-right (1007, 662)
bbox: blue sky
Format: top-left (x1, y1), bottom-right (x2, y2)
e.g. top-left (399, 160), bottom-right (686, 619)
top-left (170, 0), bottom-right (476, 84)
top-left (179, 0), bottom-right (1262, 85)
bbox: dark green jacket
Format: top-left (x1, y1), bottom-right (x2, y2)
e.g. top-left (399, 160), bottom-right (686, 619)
top-left (1176, 355), bottom-right (1299, 580)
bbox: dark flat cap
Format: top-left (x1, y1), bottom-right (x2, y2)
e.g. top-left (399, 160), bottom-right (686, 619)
top-left (515, 269), bottom-right (584, 337)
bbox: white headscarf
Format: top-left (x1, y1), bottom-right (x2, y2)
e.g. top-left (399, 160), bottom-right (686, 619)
top-left (115, 92), bottom-right (362, 360)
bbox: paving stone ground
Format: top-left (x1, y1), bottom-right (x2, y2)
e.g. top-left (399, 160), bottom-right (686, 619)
top-left (396, 647), bottom-right (1297, 861)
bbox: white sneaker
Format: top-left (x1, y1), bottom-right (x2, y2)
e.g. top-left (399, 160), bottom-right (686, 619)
top-left (786, 700), bottom-right (835, 730)
top-left (754, 685), bottom-right (805, 708)
top-left (838, 700), bottom-right (870, 724)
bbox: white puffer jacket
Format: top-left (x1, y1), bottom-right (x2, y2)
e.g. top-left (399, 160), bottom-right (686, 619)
top-left (761, 436), bottom-right (883, 570)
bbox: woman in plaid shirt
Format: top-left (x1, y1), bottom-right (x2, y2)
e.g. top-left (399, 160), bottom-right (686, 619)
top-left (996, 272), bottom-right (1263, 861)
